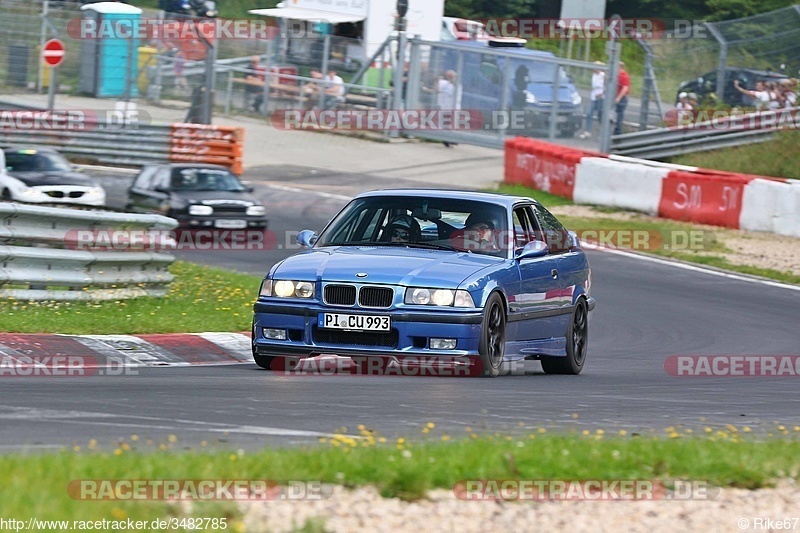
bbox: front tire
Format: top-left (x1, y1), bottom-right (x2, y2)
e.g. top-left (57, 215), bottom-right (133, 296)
top-left (541, 298), bottom-right (588, 375)
top-left (478, 292), bottom-right (506, 377)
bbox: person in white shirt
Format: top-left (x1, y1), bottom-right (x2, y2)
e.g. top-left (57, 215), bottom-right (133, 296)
top-left (323, 69), bottom-right (345, 109)
top-left (780, 79), bottom-right (797, 108)
top-left (437, 70), bottom-right (461, 111)
top-left (734, 80), bottom-right (770, 109)
top-left (675, 92), bottom-right (694, 125)
top-left (437, 70), bottom-right (462, 147)
top-left (580, 61), bottom-right (605, 139)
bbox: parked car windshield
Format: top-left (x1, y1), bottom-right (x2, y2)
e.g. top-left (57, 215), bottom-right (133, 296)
top-left (170, 168), bottom-right (247, 192)
top-left (316, 196), bottom-right (510, 257)
top-left (4, 151), bottom-right (72, 172)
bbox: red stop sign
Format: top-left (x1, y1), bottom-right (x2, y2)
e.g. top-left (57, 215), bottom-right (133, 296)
top-left (43, 39), bottom-right (66, 67)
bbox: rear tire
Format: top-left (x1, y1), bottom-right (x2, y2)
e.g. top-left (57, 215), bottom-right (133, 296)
top-left (478, 292), bottom-right (506, 377)
top-left (541, 298), bottom-right (588, 375)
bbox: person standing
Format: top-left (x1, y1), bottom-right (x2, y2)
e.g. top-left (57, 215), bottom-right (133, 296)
top-left (245, 56), bottom-right (267, 112)
top-left (581, 61), bottom-right (605, 139)
top-left (437, 70), bottom-right (461, 147)
top-left (614, 61), bottom-right (630, 135)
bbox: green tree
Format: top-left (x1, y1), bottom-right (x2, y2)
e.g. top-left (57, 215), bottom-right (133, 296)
top-left (444, 0), bottom-right (538, 19)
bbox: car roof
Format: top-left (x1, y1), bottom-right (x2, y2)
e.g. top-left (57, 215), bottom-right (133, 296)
top-left (449, 39), bottom-right (555, 58)
top-left (147, 163), bottom-right (232, 171)
top-left (354, 188), bottom-right (539, 208)
top-left (724, 67), bottom-right (788, 78)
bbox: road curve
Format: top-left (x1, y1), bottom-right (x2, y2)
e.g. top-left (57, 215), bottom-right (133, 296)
top-left (2, 167), bottom-right (797, 451)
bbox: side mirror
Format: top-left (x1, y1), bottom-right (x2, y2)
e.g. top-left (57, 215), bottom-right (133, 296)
top-left (154, 187), bottom-right (170, 195)
top-left (244, 185), bottom-right (255, 193)
top-left (568, 231), bottom-right (581, 250)
top-left (515, 240), bottom-right (549, 260)
top-left (296, 229), bottom-right (318, 248)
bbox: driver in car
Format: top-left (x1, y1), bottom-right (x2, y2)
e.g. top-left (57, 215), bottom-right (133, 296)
top-left (384, 214), bottom-right (421, 243)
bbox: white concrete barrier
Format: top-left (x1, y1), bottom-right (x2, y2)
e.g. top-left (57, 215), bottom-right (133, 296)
top-left (574, 157), bottom-right (667, 215)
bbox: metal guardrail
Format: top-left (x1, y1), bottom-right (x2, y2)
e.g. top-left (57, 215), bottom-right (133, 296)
top-left (0, 119), bottom-right (173, 167)
top-left (0, 109), bottom-right (245, 172)
top-left (0, 202), bottom-right (178, 300)
top-left (610, 108), bottom-right (797, 159)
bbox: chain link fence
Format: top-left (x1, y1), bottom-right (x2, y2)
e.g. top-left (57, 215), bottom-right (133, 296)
top-left (634, 5), bottom-right (800, 129)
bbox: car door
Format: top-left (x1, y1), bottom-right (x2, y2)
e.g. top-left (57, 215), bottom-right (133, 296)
top-left (129, 166), bottom-right (170, 214)
top-left (531, 202), bottom-right (582, 332)
top-left (507, 204), bottom-right (564, 343)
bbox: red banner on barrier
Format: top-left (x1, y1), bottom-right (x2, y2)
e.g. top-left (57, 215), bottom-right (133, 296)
top-left (658, 171), bottom-right (754, 228)
top-left (504, 138), bottom-right (601, 200)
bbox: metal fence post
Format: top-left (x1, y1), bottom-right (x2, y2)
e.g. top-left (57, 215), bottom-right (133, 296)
top-left (318, 33), bottom-right (331, 110)
top-left (548, 62), bottom-right (560, 140)
top-left (639, 41), bottom-right (653, 131)
top-left (599, 42), bottom-right (620, 154)
top-left (225, 69), bottom-right (233, 115)
top-left (262, 50), bottom-right (271, 117)
top-left (498, 54), bottom-right (511, 144)
top-left (705, 22), bottom-right (727, 106)
top-left (37, 0), bottom-right (49, 94)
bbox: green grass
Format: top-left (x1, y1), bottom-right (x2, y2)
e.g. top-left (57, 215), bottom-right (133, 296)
top-left (494, 183), bottom-right (800, 285)
top-left (2, 431), bottom-right (799, 526)
top-left (667, 130), bottom-right (800, 180)
top-left (0, 261), bottom-right (261, 334)
top-left (494, 183), bottom-right (575, 207)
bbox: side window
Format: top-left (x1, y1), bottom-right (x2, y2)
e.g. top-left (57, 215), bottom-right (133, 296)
top-left (480, 58), bottom-right (502, 85)
top-left (532, 203), bottom-right (569, 254)
top-left (153, 168), bottom-right (171, 190)
top-left (133, 166), bottom-right (157, 190)
top-left (512, 206), bottom-right (539, 248)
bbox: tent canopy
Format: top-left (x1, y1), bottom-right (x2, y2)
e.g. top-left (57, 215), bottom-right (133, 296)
top-left (248, 7), bottom-right (366, 24)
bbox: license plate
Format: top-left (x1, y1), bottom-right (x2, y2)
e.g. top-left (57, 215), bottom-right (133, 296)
top-left (319, 313), bottom-right (391, 332)
top-left (215, 219), bottom-right (247, 229)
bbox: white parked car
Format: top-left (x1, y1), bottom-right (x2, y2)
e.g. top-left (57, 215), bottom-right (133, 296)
top-left (0, 146), bottom-right (106, 207)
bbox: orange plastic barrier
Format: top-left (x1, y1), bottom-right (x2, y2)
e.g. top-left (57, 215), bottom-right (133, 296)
top-left (169, 124), bottom-right (244, 175)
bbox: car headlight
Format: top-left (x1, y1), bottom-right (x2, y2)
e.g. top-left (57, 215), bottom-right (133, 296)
top-left (272, 280), bottom-right (315, 299)
top-left (19, 186), bottom-right (44, 198)
top-left (525, 90), bottom-right (536, 104)
top-left (188, 205), bottom-right (213, 216)
top-left (246, 205), bottom-right (266, 216)
top-left (571, 92), bottom-right (582, 105)
top-left (404, 288), bottom-right (475, 308)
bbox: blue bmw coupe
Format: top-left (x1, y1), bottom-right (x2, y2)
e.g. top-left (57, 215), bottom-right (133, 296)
top-left (252, 189), bottom-right (594, 377)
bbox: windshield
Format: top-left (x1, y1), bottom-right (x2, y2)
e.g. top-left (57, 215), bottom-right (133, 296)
top-left (524, 62), bottom-right (571, 84)
top-left (4, 151), bottom-right (72, 172)
top-left (170, 168), bottom-right (247, 192)
top-left (316, 196), bottom-right (509, 257)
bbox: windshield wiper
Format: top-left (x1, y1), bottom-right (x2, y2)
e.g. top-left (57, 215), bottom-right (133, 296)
top-left (405, 242), bottom-right (459, 251)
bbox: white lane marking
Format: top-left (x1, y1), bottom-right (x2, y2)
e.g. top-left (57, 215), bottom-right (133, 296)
top-left (196, 332), bottom-right (252, 362)
top-left (75, 164), bottom-right (139, 174)
top-left (263, 183), bottom-right (351, 201)
top-left (0, 407), bottom-right (117, 420)
top-left (205, 425), bottom-right (356, 438)
top-left (593, 247), bottom-right (800, 292)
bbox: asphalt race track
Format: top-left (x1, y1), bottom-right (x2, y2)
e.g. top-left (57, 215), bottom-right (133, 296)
top-left (2, 167), bottom-right (799, 451)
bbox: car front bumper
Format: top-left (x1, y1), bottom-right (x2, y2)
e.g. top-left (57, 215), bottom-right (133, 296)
top-left (252, 301), bottom-right (484, 360)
